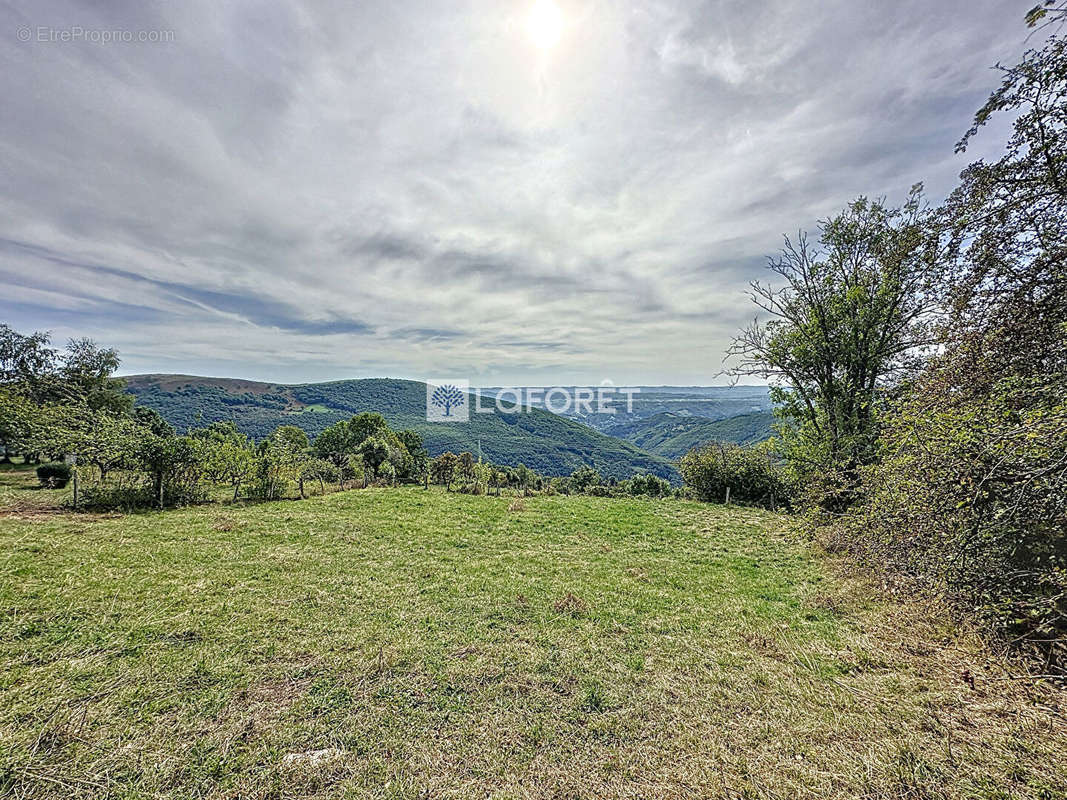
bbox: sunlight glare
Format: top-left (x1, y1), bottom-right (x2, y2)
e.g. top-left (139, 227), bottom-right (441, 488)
top-left (527, 0), bottom-right (563, 49)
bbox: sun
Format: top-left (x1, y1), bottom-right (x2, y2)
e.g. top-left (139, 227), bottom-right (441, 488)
top-left (527, 0), bottom-right (563, 49)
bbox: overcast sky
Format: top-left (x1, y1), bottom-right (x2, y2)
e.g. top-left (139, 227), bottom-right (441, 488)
top-left (0, 0), bottom-right (1038, 385)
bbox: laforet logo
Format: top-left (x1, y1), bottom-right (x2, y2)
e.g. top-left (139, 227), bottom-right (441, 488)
top-left (425, 379), bottom-right (641, 423)
top-left (426, 379), bottom-right (470, 422)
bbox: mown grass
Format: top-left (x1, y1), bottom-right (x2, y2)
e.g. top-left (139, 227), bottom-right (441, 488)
top-left (0, 464), bottom-right (1064, 798)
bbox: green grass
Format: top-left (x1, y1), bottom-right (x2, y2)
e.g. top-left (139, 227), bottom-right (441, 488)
top-left (298, 404), bottom-right (333, 413)
top-left (0, 466), bottom-right (1064, 798)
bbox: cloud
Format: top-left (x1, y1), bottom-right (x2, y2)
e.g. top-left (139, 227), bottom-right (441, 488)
top-left (0, 0), bottom-right (1035, 385)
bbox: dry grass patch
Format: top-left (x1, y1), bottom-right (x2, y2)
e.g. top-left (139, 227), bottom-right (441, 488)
top-left (552, 591), bottom-right (588, 617)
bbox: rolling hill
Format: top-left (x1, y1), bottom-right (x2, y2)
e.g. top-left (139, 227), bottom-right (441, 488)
top-left (481, 384), bottom-right (772, 432)
top-left (611, 411), bottom-right (776, 459)
top-left (123, 375), bottom-right (679, 481)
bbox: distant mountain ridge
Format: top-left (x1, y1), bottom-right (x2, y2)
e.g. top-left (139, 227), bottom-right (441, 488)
top-left (122, 374), bottom-right (681, 481)
top-left (477, 385), bottom-right (772, 432)
top-left (610, 411), bottom-right (776, 459)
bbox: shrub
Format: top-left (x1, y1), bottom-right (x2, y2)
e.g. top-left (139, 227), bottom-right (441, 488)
top-left (569, 466), bottom-right (602, 494)
top-left (679, 443), bottom-right (791, 508)
top-left (824, 377), bottom-right (1067, 672)
top-left (77, 476), bottom-right (152, 511)
top-left (36, 462), bottom-right (71, 488)
top-left (628, 473), bottom-right (672, 498)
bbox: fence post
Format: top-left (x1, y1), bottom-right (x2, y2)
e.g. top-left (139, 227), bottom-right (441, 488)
top-left (65, 454), bottom-right (78, 511)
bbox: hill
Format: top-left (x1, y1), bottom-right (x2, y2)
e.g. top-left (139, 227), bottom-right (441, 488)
top-left (123, 374), bottom-right (679, 480)
top-left (611, 411), bottom-right (775, 458)
top-left (480, 384), bottom-right (772, 432)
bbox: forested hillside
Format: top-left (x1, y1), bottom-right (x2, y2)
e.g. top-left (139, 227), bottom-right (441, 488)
top-left (124, 375), bottom-right (678, 480)
top-left (613, 411), bottom-right (775, 458)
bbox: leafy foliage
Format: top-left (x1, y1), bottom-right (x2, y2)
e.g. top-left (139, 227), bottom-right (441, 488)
top-left (730, 193), bottom-right (938, 508)
top-left (35, 462), bottom-right (71, 489)
top-left (794, 19), bottom-right (1067, 672)
top-left (679, 443), bottom-right (792, 509)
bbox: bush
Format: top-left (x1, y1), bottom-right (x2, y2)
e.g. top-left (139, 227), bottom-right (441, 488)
top-left (679, 443), bottom-right (791, 508)
top-left (36, 462), bottom-right (71, 488)
top-left (628, 473), bottom-right (672, 498)
top-left (569, 466), bottom-right (602, 494)
top-left (824, 377), bottom-right (1067, 672)
top-left (77, 475), bottom-right (153, 511)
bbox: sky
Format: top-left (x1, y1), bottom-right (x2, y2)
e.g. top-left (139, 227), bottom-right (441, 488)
top-left (0, 0), bottom-right (1040, 386)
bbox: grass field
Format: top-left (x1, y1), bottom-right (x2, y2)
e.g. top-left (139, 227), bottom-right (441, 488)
top-left (0, 465), bottom-right (1064, 798)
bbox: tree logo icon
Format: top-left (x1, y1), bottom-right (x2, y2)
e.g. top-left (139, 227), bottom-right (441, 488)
top-left (426, 379), bottom-right (470, 422)
top-left (432, 384), bottom-right (464, 416)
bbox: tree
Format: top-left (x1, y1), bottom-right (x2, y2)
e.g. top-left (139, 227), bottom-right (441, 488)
top-left (378, 461), bottom-right (397, 486)
top-left (569, 466), bottom-right (602, 494)
top-left (138, 433), bottom-right (205, 509)
top-left (1025, 2), bottom-right (1067, 30)
top-left (729, 191), bottom-right (939, 507)
top-left (312, 420), bottom-right (356, 482)
top-left (397, 429), bottom-right (429, 482)
top-left (0, 387), bottom-right (40, 462)
top-left (59, 337), bottom-right (132, 414)
top-left (458, 451), bottom-right (476, 482)
top-left (946, 36), bottom-right (1067, 390)
top-left (487, 467), bottom-right (507, 495)
top-left (431, 451), bottom-right (458, 490)
top-left (0, 324), bottom-right (57, 404)
top-left (679, 443), bottom-right (790, 507)
top-left (359, 436), bottom-right (389, 483)
top-left (133, 406), bottom-right (174, 437)
top-left (256, 425), bottom-right (309, 500)
top-left (349, 412), bottom-right (390, 445)
top-left (64, 410), bottom-right (144, 482)
top-left (514, 463), bottom-right (533, 494)
top-left (301, 458), bottom-right (338, 496)
top-left (196, 422), bottom-right (256, 501)
top-left (315, 413), bottom-right (409, 487)
top-left (831, 25), bottom-right (1067, 670)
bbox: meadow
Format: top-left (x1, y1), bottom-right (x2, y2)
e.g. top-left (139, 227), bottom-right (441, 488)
top-left (0, 464), bottom-right (1064, 799)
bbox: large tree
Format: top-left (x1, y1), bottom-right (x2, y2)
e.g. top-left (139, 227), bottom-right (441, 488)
top-left (730, 191), bottom-right (939, 504)
top-left (0, 325), bottom-right (131, 412)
